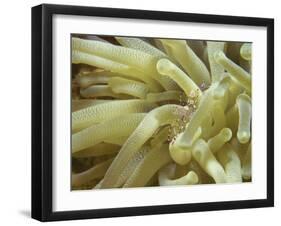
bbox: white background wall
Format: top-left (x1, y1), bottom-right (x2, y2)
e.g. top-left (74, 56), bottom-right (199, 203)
top-left (0, 0), bottom-right (279, 225)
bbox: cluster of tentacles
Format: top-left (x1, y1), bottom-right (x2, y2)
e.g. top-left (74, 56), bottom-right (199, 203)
top-left (71, 35), bottom-right (252, 190)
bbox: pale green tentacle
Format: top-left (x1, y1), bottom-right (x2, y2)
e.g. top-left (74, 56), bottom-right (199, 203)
top-left (175, 87), bottom-right (215, 148)
top-left (147, 91), bottom-right (185, 103)
top-left (72, 50), bottom-right (161, 92)
top-left (169, 127), bottom-right (201, 166)
top-left (114, 37), bottom-right (181, 90)
top-left (114, 126), bottom-right (171, 187)
top-left (229, 138), bottom-right (249, 160)
top-left (242, 143), bottom-right (251, 180)
top-left (159, 39), bottom-right (211, 86)
top-left (123, 144), bottom-right (172, 187)
top-left (108, 77), bottom-right (149, 99)
top-left (207, 102), bottom-right (226, 137)
top-left (72, 99), bottom-right (113, 112)
top-left (225, 74), bottom-right (243, 110)
top-left (72, 100), bottom-right (156, 131)
top-left (72, 37), bottom-right (158, 75)
top-left (208, 128), bottom-right (232, 153)
top-left (236, 94), bottom-right (251, 144)
top-left (72, 158), bottom-right (113, 187)
top-left (80, 85), bottom-right (129, 99)
top-left (76, 74), bottom-right (110, 88)
top-left (114, 146), bottom-right (150, 187)
top-left (207, 41), bottom-right (226, 83)
top-left (217, 144), bottom-right (242, 183)
top-left (158, 163), bottom-right (198, 186)
top-left (155, 74), bottom-right (181, 91)
top-left (72, 113), bottom-right (146, 153)
top-left (226, 103), bottom-right (239, 134)
top-left (177, 81), bottom-right (229, 148)
top-left (214, 50), bottom-right (251, 94)
top-left (192, 139), bottom-right (227, 183)
top-left (73, 50), bottom-right (176, 92)
top-left (100, 105), bottom-right (189, 188)
top-left (212, 76), bottom-right (231, 110)
top-left (104, 136), bottom-right (129, 146)
top-left (240, 43), bottom-right (252, 61)
top-left (115, 37), bottom-right (166, 58)
top-left (150, 126), bottom-right (170, 148)
top-left (156, 58), bottom-right (202, 97)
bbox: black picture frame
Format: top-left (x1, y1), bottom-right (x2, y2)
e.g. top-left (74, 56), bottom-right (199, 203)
top-left (32, 3), bottom-right (274, 222)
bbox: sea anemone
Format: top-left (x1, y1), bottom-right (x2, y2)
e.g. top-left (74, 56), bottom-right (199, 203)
top-left (71, 36), bottom-right (252, 190)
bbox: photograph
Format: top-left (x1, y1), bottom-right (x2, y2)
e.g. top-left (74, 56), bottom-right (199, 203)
top-left (31, 3), bottom-right (274, 221)
top-left (71, 35), bottom-right (252, 190)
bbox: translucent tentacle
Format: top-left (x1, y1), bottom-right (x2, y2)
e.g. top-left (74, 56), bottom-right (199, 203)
top-left (123, 144), bottom-right (172, 187)
top-left (72, 100), bottom-right (156, 131)
top-left (208, 128), bottom-right (232, 153)
top-left (116, 126), bottom-right (171, 187)
top-left (236, 94), bottom-right (251, 144)
top-left (156, 58), bottom-right (202, 97)
top-left (73, 38), bottom-right (178, 91)
top-left (207, 102), bottom-right (226, 137)
top-left (242, 143), bottom-right (251, 180)
top-left (217, 144), bottom-right (242, 183)
top-left (192, 139), bottom-right (227, 183)
top-left (240, 43), bottom-right (252, 61)
top-left (159, 39), bottom-right (211, 86)
top-left (212, 76), bottom-right (230, 110)
top-left (115, 37), bottom-right (166, 58)
top-left (72, 37), bottom-right (158, 75)
top-left (108, 77), bottom-right (149, 99)
top-left (155, 74), bottom-right (181, 91)
top-left (176, 87), bottom-right (214, 148)
top-left (207, 41), bottom-right (226, 83)
top-left (72, 158), bottom-right (113, 187)
top-left (110, 40), bottom-right (179, 91)
top-left (150, 126), bottom-right (170, 148)
top-left (114, 146), bottom-right (150, 187)
top-left (147, 91), bottom-right (185, 103)
top-left (72, 113), bottom-right (146, 153)
top-left (100, 105), bottom-right (189, 188)
top-left (72, 50), bottom-right (161, 92)
top-left (158, 163), bottom-right (198, 186)
top-left (214, 50), bottom-right (251, 94)
top-left (76, 73), bottom-right (110, 88)
top-left (225, 74), bottom-right (244, 110)
top-left (80, 85), bottom-right (129, 99)
top-left (72, 99), bottom-right (113, 112)
top-left (169, 127), bottom-right (201, 166)
top-left (104, 136), bottom-right (128, 146)
top-left (226, 103), bottom-right (239, 134)
top-left (229, 138), bottom-right (249, 161)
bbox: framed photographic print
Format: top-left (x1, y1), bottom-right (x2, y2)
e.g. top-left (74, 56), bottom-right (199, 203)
top-left (31, 4), bottom-right (274, 222)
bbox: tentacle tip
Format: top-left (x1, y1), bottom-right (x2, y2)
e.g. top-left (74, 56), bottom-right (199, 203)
top-left (188, 171), bottom-right (199, 184)
top-left (237, 93), bottom-right (251, 103)
top-left (156, 58), bottom-right (173, 74)
top-left (169, 139), bottom-right (191, 166)
top-left (222, 128), bottom-right (233, 141)
top-left (237, 132), bottom-right (250, 144)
